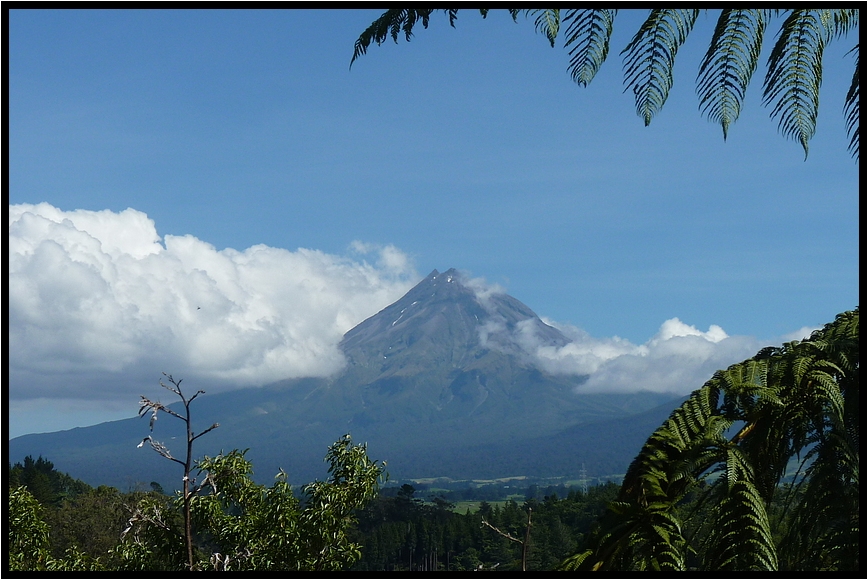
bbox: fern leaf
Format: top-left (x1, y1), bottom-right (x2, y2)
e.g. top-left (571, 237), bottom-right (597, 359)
top-left (830, 8), bottom-right (861, 37)
top-left (563, 9), bottom-right (618, 87)
top-left (705, 479), bottom-right (778, 570)
top-left (622, 9), bottom-right (700, 126)
top-left (844, 45), bottom-right (860, 159)
top-left (763, 10), bottom-right (827, 158)
top-left (351, 9), bottom-right (435, 66)
top-left (697, 9), bottom-right (769, 140)
top-left (529, 9), bottom-right (560, 47)
top-left (558, 549), bottom-right (593, 570)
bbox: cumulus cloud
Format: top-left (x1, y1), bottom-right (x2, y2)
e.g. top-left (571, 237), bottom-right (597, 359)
top-left (9, 203), bottom-right (418, 405)
top-left (779, 326), bottom-right (820, 343)
top-left (520, 316), bottom-right (770, 394)
top-left (9, 205), bottom-right (817, 436)
top-left (457, 277), bottom-right (787, 396)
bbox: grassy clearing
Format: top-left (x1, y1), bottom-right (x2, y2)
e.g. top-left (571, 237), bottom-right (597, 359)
top-left (450, 495), bottom-right (526, 514)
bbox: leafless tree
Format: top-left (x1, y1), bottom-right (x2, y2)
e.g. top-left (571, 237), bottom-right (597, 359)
top-left (137, 373), bottom-right (219, 570)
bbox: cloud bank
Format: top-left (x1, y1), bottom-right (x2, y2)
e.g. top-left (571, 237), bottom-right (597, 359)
top-left (538, 318), bottom-right (766, 393)
top-left (517, 314), bottom-right (812, 395)
top-left (463, 276), bottom-right (814, 396)
top-left (8, 204), bottom-right (817, 436)
top-left (9, 203), bottom-right (418, 405)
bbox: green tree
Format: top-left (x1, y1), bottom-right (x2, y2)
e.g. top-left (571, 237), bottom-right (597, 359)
top-left (8, 486), bottom-right (104, 572)
top-left (560, 308), bottom-right (859, 571)
top-left (9, 455), bottom-right (92, 508)
top-left (352, 9), bottom-right (860, 159)
top-left (114, 435), bottom-right (385, 571)
top-left (8, 486), bottom-right (52, 571)
top-left (46, 485), bottom-right (140, 564)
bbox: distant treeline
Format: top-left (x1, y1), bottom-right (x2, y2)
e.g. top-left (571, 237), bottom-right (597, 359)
top-left (8, 454), bottom-right (617, 571)
top-left (350, 482), bottom-right (619, 571)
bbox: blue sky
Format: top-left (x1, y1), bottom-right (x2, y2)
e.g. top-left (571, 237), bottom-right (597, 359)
top-left (8, 9), bottom-right (860, 438)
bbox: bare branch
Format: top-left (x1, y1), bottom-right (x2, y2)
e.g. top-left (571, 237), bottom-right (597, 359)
top-left (139, 396), bottom-right (185, 421)
top-left (192, 422), bottom-right (220, 441)
top-left (149, 438), bottom-right (185, 466)
top-left (192, 471), bottom-right (218, 496)
top-left (481, 518), bottom-right (522, 544)
top-left (121, 501), bottom-right (181, 543)
top-left (160, 372), bottom-right (183, 395)
top-left (159, 380), bottom-right (181, 397)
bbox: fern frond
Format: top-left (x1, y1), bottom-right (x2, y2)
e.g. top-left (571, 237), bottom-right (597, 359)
top-left (844, 46), bottom-right (860, 159)
top-left (622, 9), bottom-right (700, 126)
top-left (351, 9), bottom-right (436, 66)
top-left (351, 9), bottom-right (497, 67)
top-left (563, 9), bottom-right (618, 87)
top-left (529, 9), bottom-right (560, 47)
top-left (704, 479), bottom-right (778, 570)
top-left (830, 8), bottom-right (860, 37)
top-left (697, 9), bottom-right (769, 140)
top-left (789, 353), bottom-right (816, 386)
top-left (779, 428), bottom-right (860, 570)
top-left (558, 549), bottom-right (593, 570)
top-left (763, 10), bottom-right (827, 158)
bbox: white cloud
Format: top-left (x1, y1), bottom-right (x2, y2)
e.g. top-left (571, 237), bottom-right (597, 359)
top-left (9, 203), bottom-right (418, 405)
top-left (522, 317), bottom-right (767, 394)
top-left (650, 317), bottom-right (728, 344)
top-left (453, 278), bottom-right (782, 396)
top-left (349, 239), bottom-right (412, 275)
top-left (779, 326), bottom-right (819, 343)
top-left (464, 274), bottom-right (506, 306)
top-left (530, 321), bottom-right (642, 376)
top-left (9, 205), bottom-right (816, 436)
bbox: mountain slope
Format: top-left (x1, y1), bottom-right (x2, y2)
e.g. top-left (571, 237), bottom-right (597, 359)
top-left (9, 269), bottom-right (684, 489)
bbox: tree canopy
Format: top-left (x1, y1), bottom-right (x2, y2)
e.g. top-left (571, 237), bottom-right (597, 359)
top-left (352, 9), bottom-right (860, 160)
top-left (8, 436), bottom-right (386, 571)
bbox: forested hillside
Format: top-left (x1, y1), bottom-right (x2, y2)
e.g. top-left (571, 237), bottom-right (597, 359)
top-left (349, 483), bottom-right (620, 571)
top-left (7, 454), bottom-right (616, 571)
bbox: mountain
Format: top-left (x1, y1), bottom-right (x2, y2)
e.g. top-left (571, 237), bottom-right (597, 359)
top-left (9, 269), bottom-right (684, 489)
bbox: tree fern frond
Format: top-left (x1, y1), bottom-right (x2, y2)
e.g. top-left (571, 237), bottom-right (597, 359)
top-left (351, 9), bottom-right (437, 66)
top-left (780, 428), bottom-right (860, 570)
top-left (351, 8), bottom-right (495, 67)
top-left (806, 371), bottom-right (845, 417)
top-left (563, 9), bottom-right (618, 87)
top-left (622, 9), bottom-right (700, 126)
top-left (789, 353), bottom-right (817, 386)
top-left (763, 9), bottom-right (827, 158)
top-left (697, 9), bottom-right (769, 140)
top-left (705, 479), bottom-right (778, 570)
top-left (529, 9), bottom-right (561, 48)
top-left (725, 446), bottom-right (755, 489)
top-left (844, 45), bottom-right (860, 159)
top-left (830, 9), bottom-right (860, 38)
top-left (558, 549), bottom-right (594, 570)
